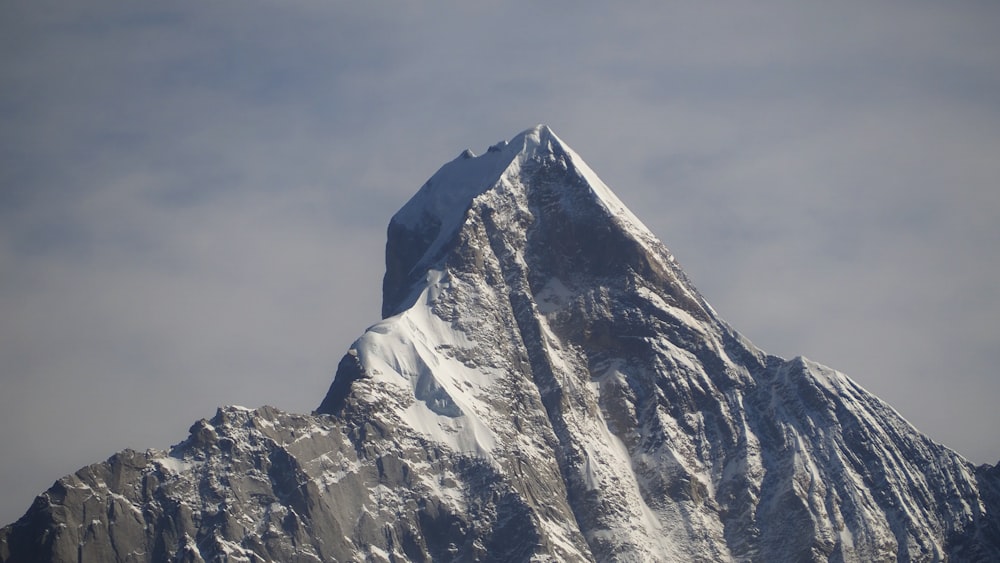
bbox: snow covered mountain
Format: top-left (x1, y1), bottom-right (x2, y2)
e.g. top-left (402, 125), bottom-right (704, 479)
top-left (3, 125), bottom-right (999, 562)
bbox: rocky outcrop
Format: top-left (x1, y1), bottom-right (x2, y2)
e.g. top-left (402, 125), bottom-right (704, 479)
top-left (1, 406), bottom-right (560, 562)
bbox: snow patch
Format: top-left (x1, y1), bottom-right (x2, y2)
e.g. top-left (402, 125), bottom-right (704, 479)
top-left (534, 277), bottom-right (574, 315)
top-left (155, 456), bottom-right (202, 475)
top-left (354, 269), bottom-right (499, 457)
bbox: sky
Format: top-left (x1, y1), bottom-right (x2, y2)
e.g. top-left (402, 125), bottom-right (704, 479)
top-left (2, 1), bottom-right (999, 525)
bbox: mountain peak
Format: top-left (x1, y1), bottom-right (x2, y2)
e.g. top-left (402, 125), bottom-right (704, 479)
top-left (482, 124), bottom-right (562, 156)
top-left (506, 123), bottom-right (564, 158)
top-left (316, 127), bottom-right (1000, 560)
top-left (6, 127), bottom-right (1000, 563)
top-left (391, 124), bottom-right (566, 232)
top-left (382, 125), bottom-right (676, 319)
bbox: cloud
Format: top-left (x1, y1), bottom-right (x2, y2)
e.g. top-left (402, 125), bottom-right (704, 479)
top-left (2, 0), bottom-right (999, 524)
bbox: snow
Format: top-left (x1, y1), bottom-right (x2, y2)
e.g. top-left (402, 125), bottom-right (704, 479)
top-left (536, 517), bottom-right (588, 561)
top-left (391, 133), bottom-right (522, 239)
top-left (413, 463), bottom-right (466, 513)
top-left (353, 269), bottom-right (499, 457)
top-left (155, 455), bottom-right (201, 475)
top-left (109, 492), bottom-right (144, 517)
top-left (391, 125), bottom-right (669, 274)
top-left (214, 537), bottom-right (254, 562)
top-left (534, 276), bottom-right (574, 315)
top-left (635, 285), bottom-right (708, 335)
top-left (368, 545), bottom-right (392, 562)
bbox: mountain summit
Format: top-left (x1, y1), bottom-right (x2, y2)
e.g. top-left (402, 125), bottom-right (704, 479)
top-left (379, 124), bottom-right (683, 320)
top-left (3, 126), bottom-right (999, 562)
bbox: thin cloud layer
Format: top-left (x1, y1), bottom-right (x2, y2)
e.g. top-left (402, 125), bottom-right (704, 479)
top-left (2, 1), bottom-right (999, 524)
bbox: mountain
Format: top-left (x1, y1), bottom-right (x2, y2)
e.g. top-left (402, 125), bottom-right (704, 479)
top-left (2, 125), bottom-right (999, 562)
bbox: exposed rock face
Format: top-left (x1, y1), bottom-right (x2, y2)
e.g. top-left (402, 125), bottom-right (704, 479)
top-left (0, 406), bottom-right (540, 562)
top-left (3, 125), bottom-right (999, 562)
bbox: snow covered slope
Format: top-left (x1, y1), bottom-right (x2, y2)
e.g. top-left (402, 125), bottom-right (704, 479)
top-left (3, 125), bottom-right (999, 562)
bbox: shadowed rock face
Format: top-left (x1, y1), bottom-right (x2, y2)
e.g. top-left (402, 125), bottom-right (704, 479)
top-left (4, 126), bottom-right (999, 562)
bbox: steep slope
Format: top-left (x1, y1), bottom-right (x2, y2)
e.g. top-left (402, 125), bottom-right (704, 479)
top-left (315, 125), bottom-right (1000, 561)
top-left (3, 125), bottom-right (998, 562)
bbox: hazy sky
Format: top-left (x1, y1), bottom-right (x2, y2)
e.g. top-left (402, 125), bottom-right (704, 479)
top-left (2, 1), bottom-right (999, 524)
